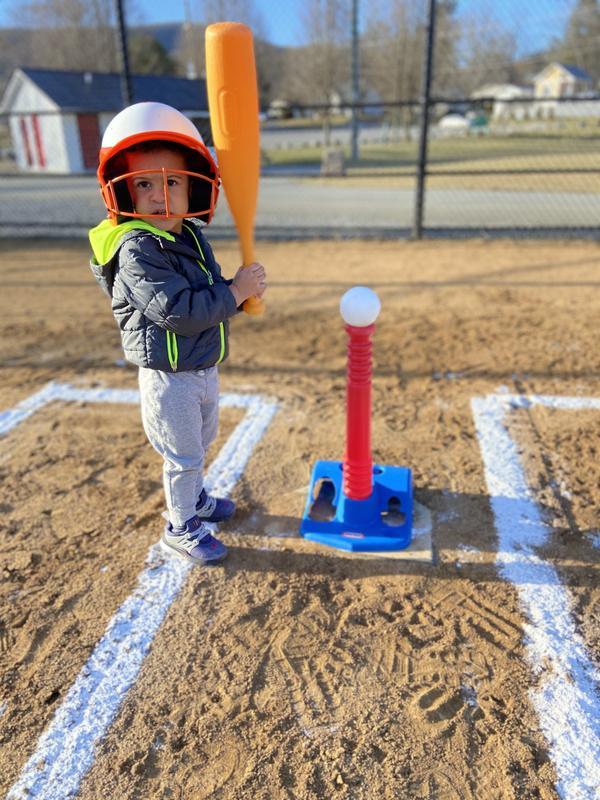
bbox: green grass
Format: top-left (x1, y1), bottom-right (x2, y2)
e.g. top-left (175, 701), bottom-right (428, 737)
top-left (262, 132), bottom-right (599, 192)
top-left (262, 115), bottom-right (349, 129)
top-left (264, 134), bottom-right (600, 171)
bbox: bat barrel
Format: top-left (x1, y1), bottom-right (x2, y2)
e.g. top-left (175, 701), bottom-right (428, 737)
top-left (206, 22), bottom-right (264, 316)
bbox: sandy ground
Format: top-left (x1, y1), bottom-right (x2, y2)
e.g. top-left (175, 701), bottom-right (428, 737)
top-left (0, 236), bottom-right (599, 799)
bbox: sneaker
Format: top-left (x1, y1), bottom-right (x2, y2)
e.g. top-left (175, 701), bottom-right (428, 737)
top-left (195, 488), bottom-right (236, 523)
top-left (161, 515), bottom-right (228, 565)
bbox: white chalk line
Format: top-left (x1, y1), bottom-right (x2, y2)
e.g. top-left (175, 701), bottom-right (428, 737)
top-left (471, 393), bottom-right (600, 800)
top-left (3, 382), bottom-right (278, 800)
top-left (7, 384), bottom-right (599, 797)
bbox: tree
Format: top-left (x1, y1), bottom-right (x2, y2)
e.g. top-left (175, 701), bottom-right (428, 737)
top-left (199, 0), bottom-right (266, 35)
top-left (286, 1), bottom-right (350, 105)
top-left (128, 33), bottom-right (177, 75)
top-left (178, 1), bottom-right (270, 100)
top-left (555, 0), bottom-right (600, 84)
top-left (458, 11), bottom-right (518, 94)
top-left (10, 0), bottom-right (119, 72)
top-left (429, 0), bottom-right (460, 96)
top-left (253, 42), bottom-right (288, 107)
top-left (362, 0), bottom-right (422, 108)
top-left (289, 0), bottom-right (350, 144)
top-left (196, 0), bottom-right (267, 73)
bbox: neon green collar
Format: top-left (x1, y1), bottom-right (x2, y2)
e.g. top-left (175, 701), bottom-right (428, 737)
top-left (88, 219), bottom-right (176, 264)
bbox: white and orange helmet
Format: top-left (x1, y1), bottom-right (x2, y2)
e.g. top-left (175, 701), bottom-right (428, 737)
top-left (97, 101), bottom-right (220, 224)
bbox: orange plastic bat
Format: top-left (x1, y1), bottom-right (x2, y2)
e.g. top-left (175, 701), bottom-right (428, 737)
top-left (205, 22), bottom-right (265, 316)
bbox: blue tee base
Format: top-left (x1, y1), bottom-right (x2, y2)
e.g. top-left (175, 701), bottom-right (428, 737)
top-left (300, 459), bottom-right (413, 552)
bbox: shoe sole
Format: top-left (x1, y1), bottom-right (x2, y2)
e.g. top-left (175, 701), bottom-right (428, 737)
top-left (159, 537), bottom-right (228, 565)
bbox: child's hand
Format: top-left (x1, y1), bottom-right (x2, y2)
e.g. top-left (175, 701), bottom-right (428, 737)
top-left (230, 263), bottom-right (267, 305)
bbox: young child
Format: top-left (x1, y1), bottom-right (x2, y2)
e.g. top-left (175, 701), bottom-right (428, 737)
top-left (88, 101), bottom-right (266, 565)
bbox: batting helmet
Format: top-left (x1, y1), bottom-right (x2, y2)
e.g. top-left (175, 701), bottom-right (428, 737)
top-left (97, 101), bottom-right (220, 224)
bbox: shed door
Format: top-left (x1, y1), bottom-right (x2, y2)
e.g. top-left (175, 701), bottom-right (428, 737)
top-left (32, 115), bottom-right (46, 167)
top-left (77, 113), bottom-right (100, 170)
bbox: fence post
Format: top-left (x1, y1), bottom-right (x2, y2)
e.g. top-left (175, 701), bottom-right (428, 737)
top-left (413, 0), bottom-right (437, 240)
top-left (350, 0), bottom-right (360, 163)
top-left (113, 0), bottom-right (133, 107)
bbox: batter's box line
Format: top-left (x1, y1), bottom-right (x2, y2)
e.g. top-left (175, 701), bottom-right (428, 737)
top-left (471, 391), bottom-right (600, 800)
top-left (3, 381), bottom-right (278, 800)
top-left (0, 380), bottom-right (271, 437)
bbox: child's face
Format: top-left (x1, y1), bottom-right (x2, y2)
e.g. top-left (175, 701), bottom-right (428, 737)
top-left (125, 149), bottom-right (189, 233)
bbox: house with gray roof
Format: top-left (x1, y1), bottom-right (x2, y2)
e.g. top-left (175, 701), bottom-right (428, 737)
top-left (532, 63), bottom-right (598, 119)
top-left (0, 67), bottom-right (211, 174)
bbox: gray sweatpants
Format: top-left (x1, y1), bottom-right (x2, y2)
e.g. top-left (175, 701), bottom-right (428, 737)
top-left (138, 366), bottom-right (219, 528)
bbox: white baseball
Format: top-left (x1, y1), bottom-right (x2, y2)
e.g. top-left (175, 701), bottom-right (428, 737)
top-left (340, 286), bottom-right (381, 327)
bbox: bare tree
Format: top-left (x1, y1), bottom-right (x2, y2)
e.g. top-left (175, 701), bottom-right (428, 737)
top-left (429, 0), bottom-right (460, 96)
top-left (458, 11), bottom-right (518, 94)
top-left (283, 0), bottom-right (350, 144)
top-left (198, 0), bottom-right (267, 40)
top-left (362, 2), bottom-right (420, 96)
top-left (360, 1), bottom-right (423, 135)
top-left (11, 0), bottom-right (118, 71)
top-left (6, 0), bottom-right (167, 74)
top-left (253, 42), bottom-right (288, 107)
top-left (554, 0), bottom-right (600, 84)
top-left (182, 0), bottom-right (269, 98)
top-left (300, 0), bottom-right (350, 98)
top-left (176, 21), bottom-right (205, 80)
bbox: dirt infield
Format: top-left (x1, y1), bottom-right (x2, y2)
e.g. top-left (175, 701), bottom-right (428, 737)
top-left (1, 236), bottom-right (599, 799)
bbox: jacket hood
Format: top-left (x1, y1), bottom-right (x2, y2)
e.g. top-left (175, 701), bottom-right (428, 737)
top-left (89, 218), bottom-right (176, 266)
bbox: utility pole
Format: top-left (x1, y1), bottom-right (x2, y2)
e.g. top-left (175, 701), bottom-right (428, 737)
top-left (413, 0), bottom-right (436, 239)
top-left (183, 0), bottom-right (197, 79)
top-left (350, 0), bottom-right (360, 162)
top-left (113, 0), bottom-right (133, 107)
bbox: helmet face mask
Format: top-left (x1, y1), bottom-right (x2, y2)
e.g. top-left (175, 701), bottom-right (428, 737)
top-left (102, 165), bottom-right (219, 222)
top-left (97, 102), bottom-right (220, 225)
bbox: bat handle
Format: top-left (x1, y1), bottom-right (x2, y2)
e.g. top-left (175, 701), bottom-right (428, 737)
top-left (240, 236), bottom-right (265, 316)
top-left (242, 294), bottom-right (265, 315)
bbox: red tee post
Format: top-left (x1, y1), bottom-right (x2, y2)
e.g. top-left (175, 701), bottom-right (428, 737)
top-left (343, 323), bottom-right (375, 500)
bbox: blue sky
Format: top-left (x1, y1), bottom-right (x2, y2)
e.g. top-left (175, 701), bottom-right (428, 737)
top-left (0, 0), bottom-right (576, 55)
top-left (134, 0), bottom-right (575, 54)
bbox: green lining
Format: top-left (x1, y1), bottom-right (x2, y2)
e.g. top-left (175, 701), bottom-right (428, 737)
top-left (166, 330), bottom-right (179, 371)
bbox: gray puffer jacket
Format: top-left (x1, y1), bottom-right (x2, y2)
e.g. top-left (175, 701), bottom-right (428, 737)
top-left (89, 218), bottom-right (239, 372)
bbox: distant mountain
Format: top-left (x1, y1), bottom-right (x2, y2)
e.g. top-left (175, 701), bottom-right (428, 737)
top-left (0, 23), bottom-right (185, 86)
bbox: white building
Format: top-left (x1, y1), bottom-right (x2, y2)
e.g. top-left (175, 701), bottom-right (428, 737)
top-left (532, 63), bottom-right (599, 119)
top-left (533, 63), bottom-right (593, 99)
top-left (0, 68), bottom-right (211, 174)
top-left (470, 84), bottom-right (533, 121)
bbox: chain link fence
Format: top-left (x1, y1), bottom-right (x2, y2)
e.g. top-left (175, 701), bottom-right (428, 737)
top-left (0, 0), bottom-right (598, 238)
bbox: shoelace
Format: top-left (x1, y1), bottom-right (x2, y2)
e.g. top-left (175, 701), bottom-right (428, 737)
top-left (185, 526), bottom-right (210, 544)
top-left (197, 493), bottom-right (217, 515)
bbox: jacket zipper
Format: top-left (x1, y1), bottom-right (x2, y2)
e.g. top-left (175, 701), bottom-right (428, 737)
top-left (183, 225), bottom-right (226, 365)
top-left (161, 227), bottom-right (227, 371)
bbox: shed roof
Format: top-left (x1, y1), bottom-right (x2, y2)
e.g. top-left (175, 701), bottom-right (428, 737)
top-left (19, 67), bottom-right (208, 112)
